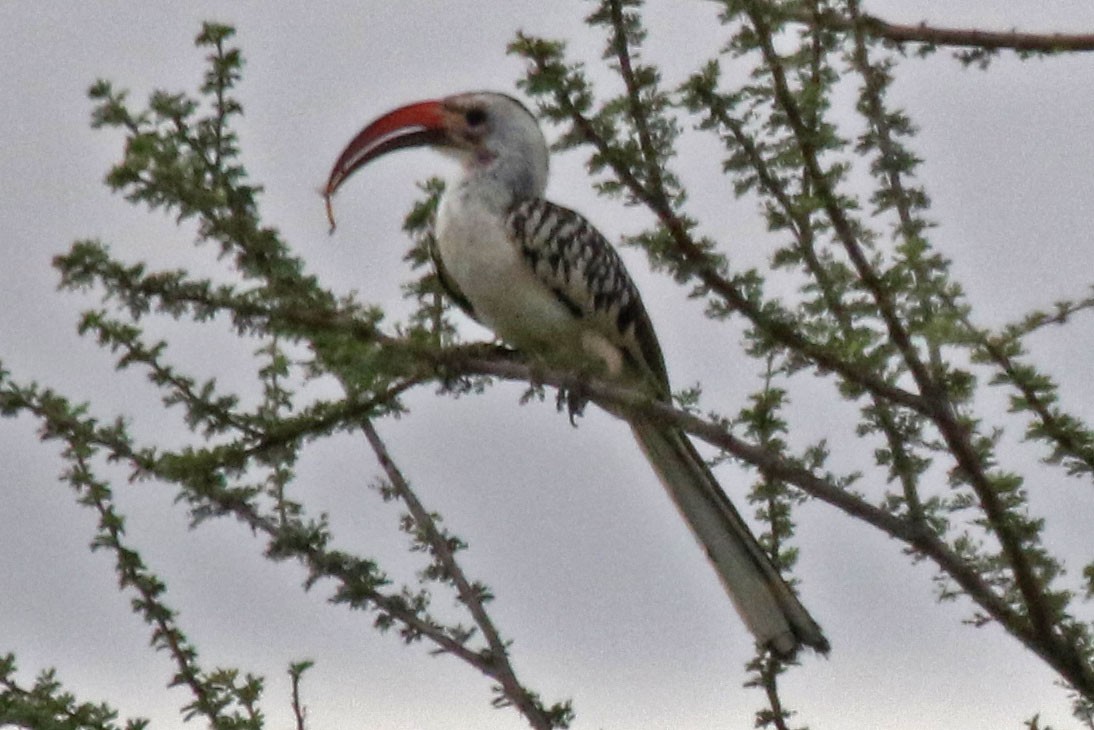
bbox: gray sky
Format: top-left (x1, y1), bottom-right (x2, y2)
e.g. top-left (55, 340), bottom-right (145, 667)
top-left (2, 2), bottom-right (1093, 729)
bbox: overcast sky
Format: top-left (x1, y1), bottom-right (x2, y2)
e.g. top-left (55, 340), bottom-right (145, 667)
top-left (2, 3), bottom-right (1093, 729)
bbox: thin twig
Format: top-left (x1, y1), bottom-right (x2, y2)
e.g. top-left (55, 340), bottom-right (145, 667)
top-left (526, 40), bottom-right (934, 421)
top-left (743, 0), bottom-right (1069, 670)
top-left (607, 0), bottom-right (668, 202)
top-left (761, 656), bottom-right (792, 730)
top-left (360, 419), bottom-right (560, 730)
top-left (409, 348), bottom-right (1094, 696)
top-left (799, 8), bottom-right (1094, 53)
top-left (950, 302), bottom-right (1094, 476)
top-left (289, 662), bottom-right (310, 730)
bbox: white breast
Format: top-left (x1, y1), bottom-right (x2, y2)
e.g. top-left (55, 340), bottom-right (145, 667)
top-left (436, 189), bottom-right (622, 374)
top-left (436, 191), bottom-right (568, 342)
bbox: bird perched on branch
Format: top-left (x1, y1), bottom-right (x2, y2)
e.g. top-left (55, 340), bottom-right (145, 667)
top-left (324, 91), bottom-right (828, 657)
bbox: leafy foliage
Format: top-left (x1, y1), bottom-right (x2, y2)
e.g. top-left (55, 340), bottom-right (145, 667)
top-left (511, 0), bottom-right (1094, 723)
top-left (2, 4), bottom-right (1093, 729)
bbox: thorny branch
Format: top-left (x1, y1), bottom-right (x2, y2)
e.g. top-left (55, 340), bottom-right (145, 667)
top-left (515, 0), bottom-right (1094, 706)
top-left (6, 6), bottom-right (1094, 728)
top-left (747, 0), bottom-right (1084, 686)
top-left (360, 420), bottom-right (570, 730)
top-left (796, 8), bottom-right (1094, 53)
top-left (517, 43), bottom-right (934, 420)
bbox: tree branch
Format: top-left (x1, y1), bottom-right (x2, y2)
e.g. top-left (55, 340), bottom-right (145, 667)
top-left (517, 42), bottom-right (935, 420)
top-left (407, 346), bottom-right (1094, 698)
top-left (741, 0), bottom-right (1078, 676)
top-left (360, 420), bottom-right (569, 730)
top-left (800, 8), bottom-right (1094, 53)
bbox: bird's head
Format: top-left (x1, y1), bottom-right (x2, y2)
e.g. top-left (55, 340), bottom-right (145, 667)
top-left (325, 91), bottom-right (548, 229)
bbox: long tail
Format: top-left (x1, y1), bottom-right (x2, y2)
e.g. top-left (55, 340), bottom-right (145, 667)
top-left (629, 417), bottom-right (829, 657)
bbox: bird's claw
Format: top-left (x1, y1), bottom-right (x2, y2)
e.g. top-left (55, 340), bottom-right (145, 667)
top-left (556, 381), bottom-right (589, 427)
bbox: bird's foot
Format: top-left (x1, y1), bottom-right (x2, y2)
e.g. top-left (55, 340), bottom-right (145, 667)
top-left (556, 379), bottom-right (590, 427)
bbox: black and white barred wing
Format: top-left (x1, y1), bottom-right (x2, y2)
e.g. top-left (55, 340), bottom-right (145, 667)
top-left (506, 198), bottom-right (669, 393)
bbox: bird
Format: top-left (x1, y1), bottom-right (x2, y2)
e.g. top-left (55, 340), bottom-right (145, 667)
top-left (324, 91), bottom-right (829, 657)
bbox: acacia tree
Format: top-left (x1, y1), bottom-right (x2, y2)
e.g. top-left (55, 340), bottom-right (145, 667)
top-left (2, 3), bottom-right (1094, 729)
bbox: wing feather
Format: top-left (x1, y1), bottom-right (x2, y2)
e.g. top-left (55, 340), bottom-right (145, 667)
top-left (506, 198), bottom-right (670, 393)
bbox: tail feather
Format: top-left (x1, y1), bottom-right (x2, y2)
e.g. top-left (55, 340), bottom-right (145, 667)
top-left (630, 417), bottom-right (829, 656)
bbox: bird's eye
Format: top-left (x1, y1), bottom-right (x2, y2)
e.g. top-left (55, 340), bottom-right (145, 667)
top-left (465, 108), bottom-right (487, 127)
